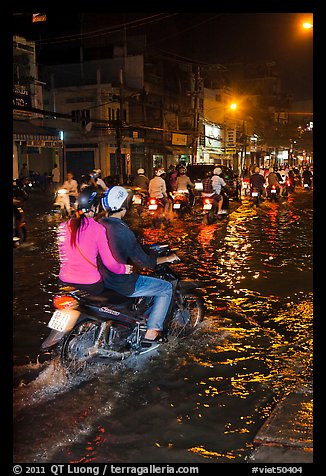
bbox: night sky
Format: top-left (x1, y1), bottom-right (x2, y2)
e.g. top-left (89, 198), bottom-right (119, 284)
top-left (13, 12), bottom-right (313, 101)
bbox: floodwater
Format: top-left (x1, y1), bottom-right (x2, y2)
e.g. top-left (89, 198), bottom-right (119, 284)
top-left (13, 188), bottom-right (313, 464)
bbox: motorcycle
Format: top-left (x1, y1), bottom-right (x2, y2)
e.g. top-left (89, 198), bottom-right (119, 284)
top-left (281, 178), bottom-right (293, 197)
top-left (13, 201), bottom-right (27, 247)
top-left (303, 177), bottom-right (312, 190)
top-left (41, 243), bottom-right (205, 374)
top-left (201, 188), bottom-right (229, 224)
top-left (145, 196), bottom-right (169, 227)
top-left (13, 179), bottom-right (30, 201)
top-left (172, 189), bottom-right (192, 217)
top-left (52, 189), bottom-right (77, 218)
top-left (250, 186), bottom-right (262, 206)
top-left (267, 184), bottom-right (279, 201)
top-left (131, 187), bottom-right (148, 217)
top-left (241, 177), bottom-right (251, 197)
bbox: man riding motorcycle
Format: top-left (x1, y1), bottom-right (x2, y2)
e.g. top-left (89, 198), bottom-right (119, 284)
top-left (175, 166), bottom-right (195, 207)
top-left (148, 168), bottom-right (172, 215)
top-left (99, 186), bottom-right (178, 345)
top-left (250, 166), bottom-right (266, 201)
top-left (266, 167), bottom-right (280, 197)
top-left (201, 167), bottom-right (227, 217)
top-left (133, 168), bottom-right (149, 192)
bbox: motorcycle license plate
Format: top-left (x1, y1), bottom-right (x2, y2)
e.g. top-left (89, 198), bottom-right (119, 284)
top-left (133, 196), bottom-right (142, 204)
top-left (173, 203), bottom-right (181, 209)
top-left (271, 189), bottom-right (277, 193)
top-left (203, 203), bottom-right (212, 210)
top-left (149, 204), bottom-right (158, 210)
top-left (48, 310), bottom-right (72, 332)
top-left (252, 192), bottom-right (259, 197)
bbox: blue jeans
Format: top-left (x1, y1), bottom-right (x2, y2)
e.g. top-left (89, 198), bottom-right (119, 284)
top-left (128, 275), bottom-right (173, 331)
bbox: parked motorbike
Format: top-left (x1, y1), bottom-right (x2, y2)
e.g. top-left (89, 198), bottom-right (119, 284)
top-left (41, 243), bottom-right (205, 374)
top-left (13, 202), bottom-right (27, 247)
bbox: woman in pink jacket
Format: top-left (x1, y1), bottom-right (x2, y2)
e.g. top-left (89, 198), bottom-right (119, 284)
top-left (57, 186), bottom-right (132, 295)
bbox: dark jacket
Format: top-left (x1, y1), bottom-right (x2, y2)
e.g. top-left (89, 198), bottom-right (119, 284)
top-left (98, 216), bottom-right (157, 295)
top-left (250, 173), bottom-right (265, 189)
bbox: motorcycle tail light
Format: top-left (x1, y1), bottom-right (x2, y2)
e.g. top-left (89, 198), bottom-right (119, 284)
top-left (149, 198), bottom-right (157, 205)
top-left (272, 185), bottom-right (276, 189)
top-left (204, 198), bottom-right (211, 205)
top-left (54, 295), bottom-right (78, 309)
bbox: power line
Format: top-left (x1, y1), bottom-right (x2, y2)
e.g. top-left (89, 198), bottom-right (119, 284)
top-left (35, 13), bottom-right (178, 46)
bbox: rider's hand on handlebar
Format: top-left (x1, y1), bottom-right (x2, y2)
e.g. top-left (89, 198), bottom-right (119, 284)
top-left (124, 264), bottom-right (134, 274)
top-left (156, 253), bottom-right (179, 265)
top-left (165, 253), bottom-right (179, 263)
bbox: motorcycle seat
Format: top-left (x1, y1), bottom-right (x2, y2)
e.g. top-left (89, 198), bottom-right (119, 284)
top-left (85, 288), bottom-right (132, 305)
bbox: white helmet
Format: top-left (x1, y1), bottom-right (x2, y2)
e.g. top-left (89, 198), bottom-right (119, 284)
top-left (155, 168), bottom-right (165, 176)
top-left (213, 167), bottom-right (222, 175)
top-left (101, 186), bottom-right (129, 211)
top-left (137, 168), bottom-right (145, 175)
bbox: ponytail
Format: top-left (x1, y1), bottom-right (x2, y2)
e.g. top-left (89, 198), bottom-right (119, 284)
top-left (69, 210), bottom-right (89, 247)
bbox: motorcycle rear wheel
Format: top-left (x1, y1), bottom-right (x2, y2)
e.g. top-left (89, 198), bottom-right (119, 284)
top-left (169, 292), bottom-right (205, 338)
top-left (61, 319), bottom-right (103, 374)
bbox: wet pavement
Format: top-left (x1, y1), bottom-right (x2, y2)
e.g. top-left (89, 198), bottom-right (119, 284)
top-left (13, 187), bottom-right (313, 465)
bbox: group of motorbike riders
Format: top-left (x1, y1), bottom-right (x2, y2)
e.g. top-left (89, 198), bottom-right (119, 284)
top-left (132, 165), bottom-right (228, 218)
top-left (48, 162), bottom-right (312, 350)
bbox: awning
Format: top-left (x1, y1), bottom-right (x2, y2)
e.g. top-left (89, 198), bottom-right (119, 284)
top-left (13, 119), bottom-right (60, 141)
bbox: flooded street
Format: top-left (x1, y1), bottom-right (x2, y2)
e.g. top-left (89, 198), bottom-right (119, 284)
top-left (13, 189), bottom-right (313, 464)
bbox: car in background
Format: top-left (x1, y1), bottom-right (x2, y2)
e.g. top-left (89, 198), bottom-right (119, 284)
top-left (186, 164), bottom-right (240, 200)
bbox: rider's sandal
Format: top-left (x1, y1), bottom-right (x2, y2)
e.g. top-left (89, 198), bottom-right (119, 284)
top-left (141, 334), bottom-right (163, 348)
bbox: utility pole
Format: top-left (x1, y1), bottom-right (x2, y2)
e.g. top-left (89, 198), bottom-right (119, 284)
top-left (192, 65), bottom-right (201, 165)
top-left (115, 68), bottom-right (124, 184)
top-left (115, 27), bottom-right (127, 184)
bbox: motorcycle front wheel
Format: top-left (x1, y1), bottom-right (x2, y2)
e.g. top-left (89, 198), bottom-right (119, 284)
top-left (169, 292), bottom-right (205, 338)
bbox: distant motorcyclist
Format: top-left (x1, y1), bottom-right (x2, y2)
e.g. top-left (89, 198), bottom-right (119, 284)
top-left (250, 166), bottom-right (266, 197)
top-left (267, 167), bottom-right (280, 187)
top-left (175, 166), bottom-right (195, 206)
top-left (133, 168), bottom-right (149, 192)
top-left (91, 169), bottom-right (108, 192)
top-left (302, 166), bottom-right (313, 188)
top-left (61, 171), bottom-right (79, 210)
top-left (201, 167), bottom-right (226, 217)
top-left (148, 168), bottom-right (172, 214)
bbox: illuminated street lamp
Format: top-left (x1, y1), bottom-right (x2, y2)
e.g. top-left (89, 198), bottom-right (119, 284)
top-left (302, 21), bottom-right (313, 30)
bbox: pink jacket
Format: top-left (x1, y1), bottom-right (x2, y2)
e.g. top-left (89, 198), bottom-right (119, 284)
top-left (58, 217), bottom-right (126, 284)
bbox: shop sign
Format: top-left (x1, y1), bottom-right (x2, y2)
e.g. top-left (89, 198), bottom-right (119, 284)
top-left (13, 85), bottom-right (32, 109)
top-left (205, 124), bottom-right (222, 148)
top-left (172, 133), bottom-right (188, 146)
